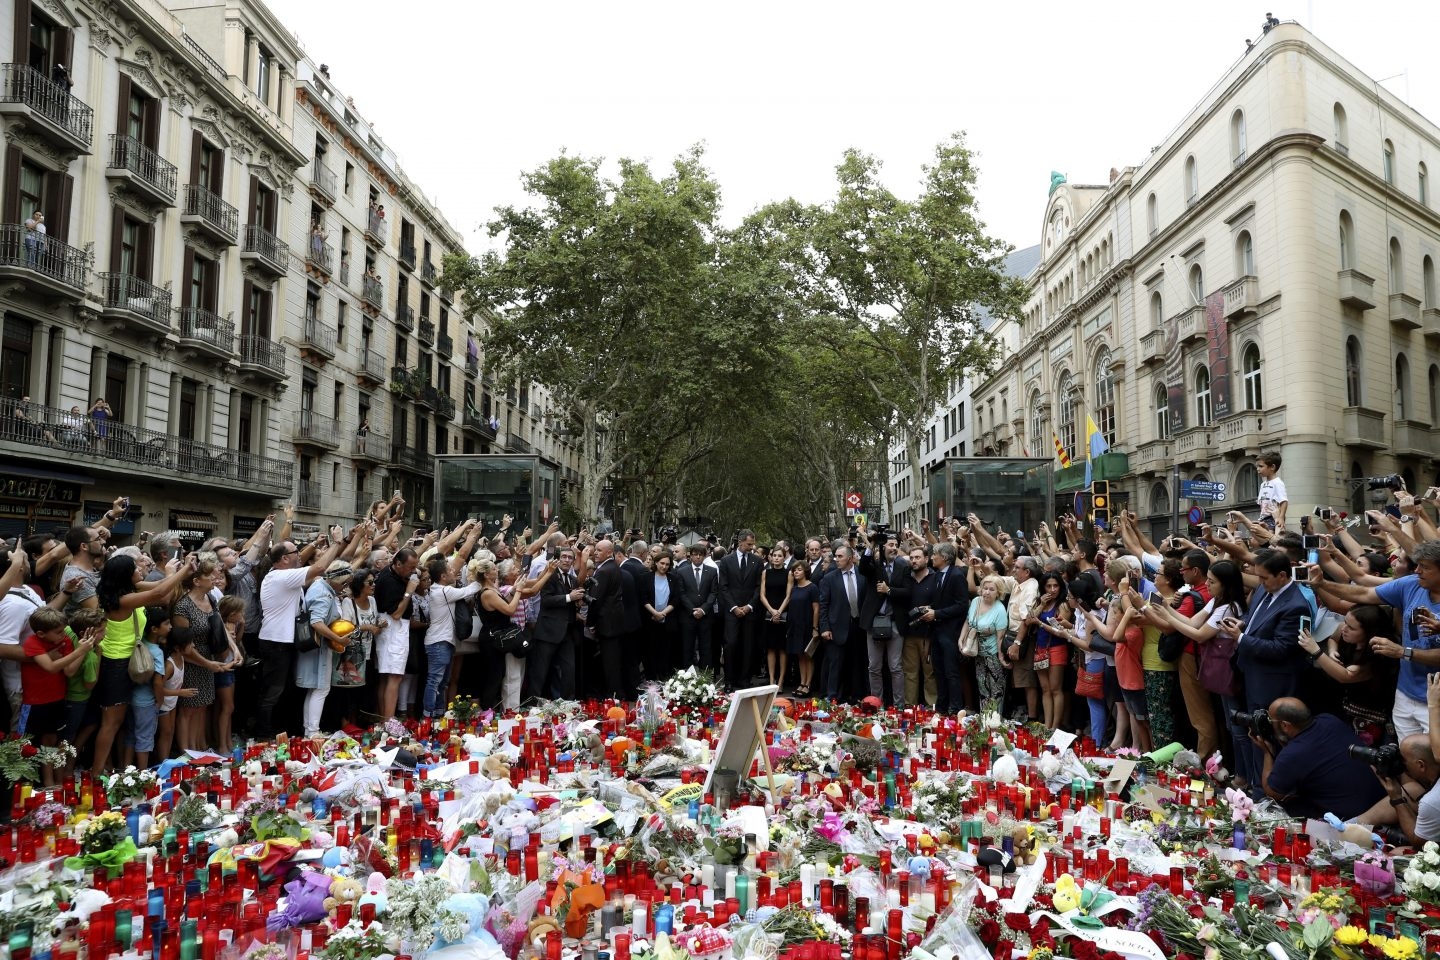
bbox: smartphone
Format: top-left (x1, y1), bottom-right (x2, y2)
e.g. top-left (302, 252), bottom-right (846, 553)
top-left (119, 496), bottom-right (130, 511)
top-left (1301, 535), bottom-right (1321, 550)
top-left (1291, 564), bottom-right (1308, 582)
top-left (1299, 615), bottom-right (1311, 634)
top-left (1385, 504), bottom-right (1403, 519)
top-left (172, 548), bottom-right (181, 562)
top-left (1300, 515), bottom-right (1311, 532)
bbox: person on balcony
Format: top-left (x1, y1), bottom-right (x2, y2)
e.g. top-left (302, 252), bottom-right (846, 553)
top-left (12, 397), bottom-right (56, 444)
top-left (89, 398), bottom-right (112, 450)
top-left (22, 212), bottom-right (45, 268)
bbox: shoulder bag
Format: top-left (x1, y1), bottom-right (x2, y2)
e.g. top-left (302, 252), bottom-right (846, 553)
top-left (126, 611), bottom-right (155, 683)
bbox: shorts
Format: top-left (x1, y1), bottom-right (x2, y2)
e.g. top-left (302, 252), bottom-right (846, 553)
top-left (94, 656), bottom-right (136, 708)
top-left (214, 670), bottom-right (235, 689)
top-left (18, 699), bottom-right (66, 737)
top-left (1034, 643), bottom-right (1069, 670)
top-left (1121, 686), bottom-right (1149, 719)
top-left (125, 702), bottom-right (158, 752)
top-left (376, 620), bottom-right (409, 675)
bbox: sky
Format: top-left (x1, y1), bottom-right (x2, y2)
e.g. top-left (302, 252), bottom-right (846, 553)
top-left (267, 0), bottom-right (1440, 256)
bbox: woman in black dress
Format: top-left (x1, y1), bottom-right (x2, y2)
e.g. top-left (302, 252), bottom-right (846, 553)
top-left (786, 562), bottom-right (819, 696)
top-left (760, 547), bottom-right (792, 686)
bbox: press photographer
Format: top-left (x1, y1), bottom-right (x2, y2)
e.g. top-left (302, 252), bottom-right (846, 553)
top-left (1351, 673), bottom-right (1440, 843)
top-left (1248, 696), bottom-right (1385, 820)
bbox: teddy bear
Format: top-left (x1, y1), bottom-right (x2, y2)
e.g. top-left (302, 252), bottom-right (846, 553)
top-left (1012, 825), bottom-right (1039, 865)
top-left (323, 876), bottom-right (364, 916)
top-left (480, 753), bottom-right (512, 780)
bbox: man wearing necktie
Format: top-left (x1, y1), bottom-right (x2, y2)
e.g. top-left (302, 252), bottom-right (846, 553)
top-left (859, 533), bottom-right (910, 705)
top-left (718, 530), bottom-right (762, 689)
top-left (677, 542), bottom-right (719, 672)
top-left (817, 546), bottom-right (870, 701)
top-left (533, 547), bottom-right (585, 700)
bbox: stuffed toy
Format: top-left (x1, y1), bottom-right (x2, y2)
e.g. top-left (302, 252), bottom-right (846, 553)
top-left (1012, 825), bottom-right (1039, 865)
top-left (267, 871), bottom-right (333, 932)
top-left (323, 876), bottom-right (364, 916)
top-left (480, 754), bottom-right (512, 780)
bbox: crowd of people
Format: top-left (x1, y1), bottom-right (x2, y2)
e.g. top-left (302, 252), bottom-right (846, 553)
top-left (0, 451), bottom-right (1438, 845)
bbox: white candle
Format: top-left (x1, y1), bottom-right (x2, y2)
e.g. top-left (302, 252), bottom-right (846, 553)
top-left (799, 864), bottom-right (814, 904)
top-left (701, 863), bottom-right (715, 892)
top-left (920, 890), bottom-right (936, 913)
top-left (725, 871), bottom-right (737, 900)
top-left (632, 900), bottom-right (648, 937)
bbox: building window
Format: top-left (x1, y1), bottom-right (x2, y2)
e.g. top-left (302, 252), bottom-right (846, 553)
top-left (1383, 139), bottom-right (1396, 184)
top-left (1339, 210), bottom-right (1355, 270)
top-left (1194, 366), bottom-right (1212, 427)
top-left (1154, 383), bottom-right (1170, 440)
top-left (1430, 364), bottom-right (1439, 424)
top-left (1, 316), bottom-right (33, 400)
top-left (1094, 349), bottom-right (1116, 445)
top-left (1345, 336), bottom-right (1362, 406)
top-left (1149, 482), bottom-right (1170, 517)
top-left (1390, 237), bottom-right (1404, 292)
top-left (1057, 372), bottom-right (1076, 459)
top-left (1029, 390), bottom-right (1045, 454)
top-left (1147, 192), bottom-right (1158, 236)
top-left (1427, 256), bottom-right (1438, 310)
top-left (1189, 264), bottom-right (1205, 303)
top-left (1234, 463), bottom-right (1260, 503)
top-left (1333, 102), bottom-right (1348, 150)
top-left (1150, 291), bottom-right (1163, 330)
top-left (1421, 162), bottom-right (1430, 205)
top-left (1184, 155), bottom-right (1198, 204)
top-left (1242, 342), bottom-right (1263, 410)
top-left (1396, 353), bottom-right (1411, 421)
top-left (1236, 231), bottom-right (1254, 277)
top-left (1230, 109), bottom-right (1247, 163)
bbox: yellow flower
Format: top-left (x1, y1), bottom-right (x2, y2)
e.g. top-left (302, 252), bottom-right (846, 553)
top-left (1335, 926), bottom-right (1369, 946)
top-left (1369, 934), bottom-right (1389, 949)
top-left (1382, 936), bottom-right (1419, 960)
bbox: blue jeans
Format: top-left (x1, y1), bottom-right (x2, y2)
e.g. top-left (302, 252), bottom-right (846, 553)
top-left (1222, 693), bottom-right (1263, 795)
top-left (424, 641), bottom-right (454, 717)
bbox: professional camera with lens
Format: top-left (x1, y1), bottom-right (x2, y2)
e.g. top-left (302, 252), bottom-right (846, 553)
top-left (1348, 742), bottom-right (1405, 778)
top-left (582, 576), bottom-right (599, 604)
top-left (1228, 708), bottom-right (1274, 741)
top-left (1367, 474), bottom-right (1405, 491)
top-left (870, 522), bottom-right (892, 542)
top-left (659, 526), bottom-right (679, 545)
top-left (847, 523), bottom-right (859, 538)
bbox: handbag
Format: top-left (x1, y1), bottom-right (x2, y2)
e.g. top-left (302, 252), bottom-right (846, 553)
top-left (127, 611), bottom-right (155, 683)
top-left (490, 625), bottom-right (530, 658)
top-left (1075, 661), bottom-right (1105, 698)
top-left (1157, 629), bottom-right (1187, 663)
top-left (1198, 629), bottom-right (1240, 695)
top-left (871, 613), bottom-right (894, 641)
top-left (453, 593), bottom-right (475, 643)
top-left (959, 625), bottom-right (979, 658)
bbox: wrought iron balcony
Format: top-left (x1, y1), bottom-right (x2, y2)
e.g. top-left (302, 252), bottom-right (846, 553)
top-left (353, 430), bottom-right (390, 463)
top-left (396, 304), bottom-right (415, 331)
top-left (238, 335), bottom-right (286, 381)
top-left (306, 237), bottom-right (335, 277)
top-left (178, 308), bottom-right (234, 360)
top-left (297, 478), bottom-right (321, 510)
top-left (106, 134), bottom-right (177, 206)
top-left (437, 333), bottom-right (454, 356)
top-left (241, 225), bottom-right (288, 276)
top-left (0, 224), bottom-right (88, 297)
top-left (421, 259), bottom-right (438, 287)
top-left (180, 184), bottom-right (238, 244)
top-left (362, 274), bottom-right (385, 311)
top-left (417, 385), bottom-right (440, 410)
top-left (365, 211), bottom-right (386, 246)
top-left (0, 396), bottom-right (292, 495)
top-left (0, 63), bottom-right (93, 153)
top-left (354, 491), bottom-right (378, 518)
top-left (309, 159), bottom-right (338, 204)
top-left (99, 272), bottom-right (172, 336)
top-left (416, 318), bottom-right (435, 347)
top-left (358, 347), bottom-right (387, 384)
top-left (464, 408), bottom-right (498, 439)
top-left (293, 409), bottom-right (338, 450)
top-left (465, 355), bottom-right (479, 376)
top-left (300, 316), bottom-right (338, 360)
top-left (389, 441), bottom-right (434, 474)
top-left (399, 241), bottom-right (416, 271)
top-left (437, 394), bottom-right (457, 420)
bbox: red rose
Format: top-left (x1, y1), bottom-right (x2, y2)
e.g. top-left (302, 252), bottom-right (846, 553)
top-left (977, 918), bottom-right (1001, 947)
top-left (1004, 913), bottom-right (1032, 933)
top-left (20, 744), bottom-right (36, 757)
top-left (1070, 940), bottom-right (1101, 960)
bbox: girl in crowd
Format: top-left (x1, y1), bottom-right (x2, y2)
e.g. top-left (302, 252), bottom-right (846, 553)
top-left (172, 558), bottom-right (231, 752)
top-left (786, 561), bottom-right (818, 696)
top-left (760, 547), bottom-right (792, 687)
top-left (154, 620), bottom-right (197, 763)
top-left (1026, 572), bottom-right (1071, 730)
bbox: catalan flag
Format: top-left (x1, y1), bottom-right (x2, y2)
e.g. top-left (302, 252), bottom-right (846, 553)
top-left (1051, 430), bottom-right (1071, 468)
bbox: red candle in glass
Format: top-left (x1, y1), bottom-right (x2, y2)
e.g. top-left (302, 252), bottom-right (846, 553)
top-left (1169, 867), bottom-right (1184, 895)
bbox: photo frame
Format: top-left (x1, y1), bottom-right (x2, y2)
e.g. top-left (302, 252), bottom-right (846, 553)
top-left (703, 683), bottom-right (779, 798)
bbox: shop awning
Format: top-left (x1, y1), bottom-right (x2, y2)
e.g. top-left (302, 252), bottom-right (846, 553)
top-left (169, 510), bottom-right (218, 529)
top-left (1053, 452), bottom-right (1131, 492)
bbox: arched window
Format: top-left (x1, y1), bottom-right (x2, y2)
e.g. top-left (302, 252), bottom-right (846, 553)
top-left (1396, 353), bottom-right (1411, 421)
top-left (1057, 372), bottom-right (1077, 459)
top-left (1154, 383), bottom-right (1171, 440)
top-left (1390, 237), bottom-right (1404, 292)
top-left (1345, 336), bottom-right (1362, 407)
top-left (1234, 463), bottom-right (1260, 504)
top-left (1421, 162), bottom-right (1430, 205)
top-left (1150, 291), bottom-right (1164, 330)
top-left (1430, 365), bottom-right (1440, 424)
top-left (1384, 139), bottom-right (1396, 184)
top-left (1333, 102), bottom-right (1348, 150)
top-left (1184, 155), bottom-right (1199, 203)
top-left (1339, 210), bottom-right (1355, 270)
top-left (1029, 390), bottom-right (1046, 454)
top-left (1189, 264), bottom-right (1205, 303)
top-left (1149, 482), bottom-right (1170, 517)
top-left (1231, 109), bottom-right (1247, 163)
top-left (1242, 342), bottom-right (1263, 410)
top-left (1147, 193), bottom-right (1158, 236)
top-left (1426, 256), bottom-right (1436, 309)
top-left (1236, 231), bottom-right (1255, 277)
top-left (1094, 349), bottom-right (1116, 445)
top-left (1195, 366), bottom-right (1212, 426)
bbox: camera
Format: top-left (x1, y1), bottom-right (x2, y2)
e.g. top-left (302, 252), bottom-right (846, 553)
top-left (1349, 742), bottom-right (1405, 778)
top-left (659, 526), bottom-right (679, 545)
top-left (1367, 474), bottom-right (1404, 491)
top-left (582, 576), bottom-right (598, 604)
top-left (1229, 708), bottom-right (1274, 741)
top-left (847, 524), bottom-right (859, 538)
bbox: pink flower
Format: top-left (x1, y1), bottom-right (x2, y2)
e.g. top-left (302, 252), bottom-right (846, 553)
top-left (815, 811), bottom-right (847, 843)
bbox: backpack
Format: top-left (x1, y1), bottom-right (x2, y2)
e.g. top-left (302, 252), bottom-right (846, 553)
top-left (1157, 587), bottom-right (1191, 663)
top-left (453, 593), bottom-right (475, 641)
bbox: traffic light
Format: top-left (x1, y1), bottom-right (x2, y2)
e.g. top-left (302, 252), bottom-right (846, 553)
top-left (1091, 480), bottom-right (1111, 530)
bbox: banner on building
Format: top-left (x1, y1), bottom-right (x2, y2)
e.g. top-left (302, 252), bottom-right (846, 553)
top-left (1204, 291), bottom-right (1232, 420)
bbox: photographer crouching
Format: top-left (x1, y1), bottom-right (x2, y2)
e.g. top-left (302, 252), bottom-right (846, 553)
top-left (1350, 673), bottom-right (1440, 844)
top-left (1245, 696), bottom-right (1386, 820)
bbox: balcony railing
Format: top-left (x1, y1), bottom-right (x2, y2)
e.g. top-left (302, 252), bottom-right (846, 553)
top-left (309, 159), bottom-right (338, 203)
top-left (464, 408), bottom-right (498, 438)
top-left (301, 316), bottom-right (338, 358)
top-left (437, 333), bottom-right (454, 356)
top-left (0, 396), bottom-right (292, 494)
top-left (417, 385), bottom-right (440, 410)
top-left (306, 237), bottom-right (335, 276)
top-left (99, 272), bottom-right (172, 331)
top-left (437, 394), bottom-right (457, 420)
top-left (0, 63), bottom-right (94, 150)
top-left (353, 431), bottom-right (390, 462)
top-left (465, 355), bottom-right (479, 376)
top-left (0, 223), bottom-right (88, 294)
top-left (178, 308), bottom-right (234, 356)
top-left (242, 225), bottom-right (288, 275)
top-left (362, 274), bottom-right (384, 310)
top-left (399, 242), bottom-right (416, 270)
top-left (397, 304), bottom-right (416, 331)
top-left (354, 492), bottom-right (378, 517)
top-left (359, 347), bottom-right (387, 382)
top-left (421, 259), bottom-right (437, 286)
top-left (180, 184), bottom-right (239, 243)
top-left (390, 441), bottom-right (434, 473)
top-left (417, 318), bottom-right (434, 346)
top-left (238, 335), bottom-right (286, 379)
top-left (297, 478), bottom-right (321, 510)
top-left (107, 134), bottom-right (177, 203)
top-left (295, 409), bottom-right (337, 448)
top-left (365, 211), bottom-right (386, 245)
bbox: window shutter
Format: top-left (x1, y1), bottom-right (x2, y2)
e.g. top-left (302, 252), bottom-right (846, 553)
top-left (143, 97), bottom-right (159, 149)
top-left (181, 247), bottom-right (194, 309)
top-left (240, 279), bottom-right (253, 335)
top-left (137, 222), bottom-right (153, 283)
top-left (56, 173), bottom-right (73, 240)
top-left (247, 175), bottom-right (258, 225)
top-left (59, 27), bottom-right (73, 75)
top-left (115, 75), bottom-right (132, 139)
top-left (109, 205), bottom-right (124, 273)
top-left (12, 0), bottom-right (29, 64)
top-left (189, 131), bottom-right (202, 184)
top-left (204, 260), bottom-right (218, 312)
top-left (1, 145), bottom-right (21, 223)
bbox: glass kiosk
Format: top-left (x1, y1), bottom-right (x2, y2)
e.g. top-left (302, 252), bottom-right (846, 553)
top-left (926, 458), bottom-right (1055, 539)
top-left (434, 455), bottom-right (560, 535)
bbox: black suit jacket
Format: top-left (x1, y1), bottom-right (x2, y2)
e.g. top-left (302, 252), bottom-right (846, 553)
top-left (588, 558), bottom-right (626, 638)
top-left (675, 561), bottom-right (717, 614)
top-left (638, 570), bottom-right (683, 630)
top-left (620, 556), bottom-right (648, 633)
top-left (857, 551), bottom-right (910, 630)
top-left (535, 566), bottom-right (579, 645)
top-left (929, 563), bottom-right (972, 642)
top-left (817, 566), bottom-right (870, 646)
top-left (718, 551), bottom-right (762, 616)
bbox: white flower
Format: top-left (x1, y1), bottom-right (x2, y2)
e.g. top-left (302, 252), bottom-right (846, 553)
top-left (1423, 873), bottom-right (1440, 890)
top-left (1425, 845), bottom-right (1440, 866)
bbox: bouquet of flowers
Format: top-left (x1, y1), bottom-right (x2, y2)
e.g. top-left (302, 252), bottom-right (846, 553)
top-left (103, 765), bottom-right (158, 805)
top-left (384, 874), bottom-right (470, 951)
top-left (238, 796), bottom-right (309, 843)
top-left (662, 667), bottom-right (721, 712)
top-left (65, 811), bottom-right (139, 877)
top-left (760, 903), bottom-right (853, 948)
top-left (0, 735), bottom-right (74, 783)
top-left (446, 694), bottom-right (483, 727)
top-left (168, 793), bottom-right (222, 832)
top-left (1402, 841), bottom-right (1440, 907)
top-left (321, 732), bottom-right (364, 763)
top-left (314, 922), bottom-right (391, 960)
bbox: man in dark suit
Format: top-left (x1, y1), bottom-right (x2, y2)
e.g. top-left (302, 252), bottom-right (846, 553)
top-left (676, 542), bottom-right (718, 672)
top-left (717, 529), bottom-right (762, 688)
top-left (858, 533), bottom-right (909, 705)
top-left (1229, 549), bottom-right (1311, 795)
top-left (924, 542), bottom-right (972, 714)
top-left (620, 541), bottom-right (649, 690)
top-left (531, 546), bottom-right (585, 700)
top-left (587, 539), bottom-right (629, 697)
top-left (816, 545), bottom-right (870, 701)
top-left (804, 538), bottom-right (828, 583)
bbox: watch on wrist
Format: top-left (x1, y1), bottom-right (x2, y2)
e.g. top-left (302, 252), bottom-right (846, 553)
top-left (1390, 794), bottom-right (1410, 807)
top-left (1404, 646), bottom-right (1415, 660)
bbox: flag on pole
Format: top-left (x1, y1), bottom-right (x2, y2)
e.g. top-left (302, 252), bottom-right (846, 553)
top-left (1083, 414), bottom-right (1110, 490)
top-left (1051, 430), bottom-right (1071, 468)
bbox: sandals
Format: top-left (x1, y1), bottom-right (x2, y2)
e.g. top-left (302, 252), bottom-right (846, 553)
top-left (795, 684), bottom-right (811, 697)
